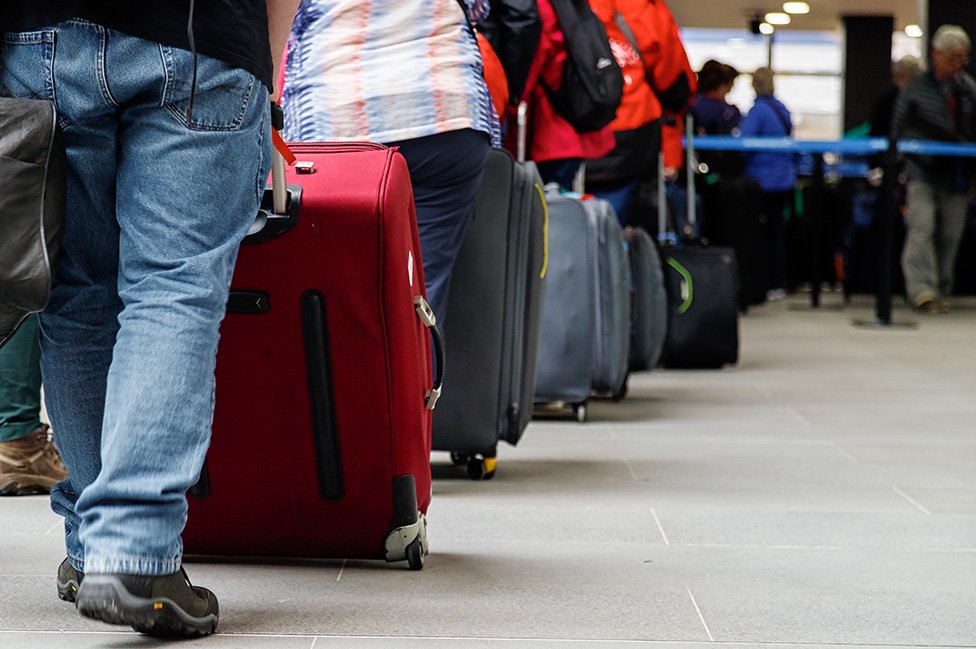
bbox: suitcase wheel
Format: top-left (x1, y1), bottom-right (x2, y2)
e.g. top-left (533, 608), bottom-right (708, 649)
top-left (574, 403), bottom-right (588, 423)
top-left (451, 452), bottom-right (497, 481)
top-left (612, 377), bottom-right (629, 402)
top-left (467, 455), bottom-right (497, 481)
top-left (406, 536), bottom-right (425, 571)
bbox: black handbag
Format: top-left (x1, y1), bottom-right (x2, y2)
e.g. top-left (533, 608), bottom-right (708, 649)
top-left (0, 97), bottom-right (66, 348)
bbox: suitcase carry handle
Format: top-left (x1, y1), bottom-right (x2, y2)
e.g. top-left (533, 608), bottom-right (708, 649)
top-left (415, 296), bottom-right (446, 410)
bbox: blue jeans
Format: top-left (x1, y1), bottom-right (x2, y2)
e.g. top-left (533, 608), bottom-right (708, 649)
top-left (591, 179), bottom-right (640, 228)
top-left (1, 21), bottom-right (271, 574)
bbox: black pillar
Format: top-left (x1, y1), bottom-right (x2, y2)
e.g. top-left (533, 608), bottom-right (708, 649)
top-left (842, 16), bottom-right (894, 133)
top-left (927, 0), bottom-right (976, 77)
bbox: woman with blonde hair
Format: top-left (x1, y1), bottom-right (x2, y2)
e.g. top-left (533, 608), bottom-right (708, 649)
top-left (740, 67), bottom-right (796, 300)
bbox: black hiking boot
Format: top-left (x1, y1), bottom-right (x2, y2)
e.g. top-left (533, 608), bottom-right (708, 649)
top-left (57, 558), bottom-right (84, 602)
top-left (75, 568), bottom-right (218, 637)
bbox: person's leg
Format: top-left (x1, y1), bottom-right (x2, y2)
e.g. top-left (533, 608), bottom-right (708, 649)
top-left (388, 129), bottom-right (491, 326)
top-left (0, 315), bottom-right (66, 496)
top-left (1, 20), bottom-right (120, 558)
top-left (765, 190), bottom-right (789, 295)
top-left (537, 158), bottom-right (582, 189)
top-left (935, 189), bottom-right (969, 301)
top-left (591, 178), bottom-right (640, 228)
top-left (901, 180), bottom-right (938, 307)
top-left (0, 315), bottom-right (42, 443)
top-left (73, 29), bottom-right (271, 577)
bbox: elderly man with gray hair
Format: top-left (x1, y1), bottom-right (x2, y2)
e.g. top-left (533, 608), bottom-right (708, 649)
top-left (893, 24), bottom-right (976, 313)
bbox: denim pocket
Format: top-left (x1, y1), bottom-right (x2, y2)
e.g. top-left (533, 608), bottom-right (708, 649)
top-left (160, 45), bottom-right (256, 132)
top-left (0, 31), bottom-right (65, 127)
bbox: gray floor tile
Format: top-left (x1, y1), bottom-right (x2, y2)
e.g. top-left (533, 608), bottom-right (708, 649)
top-left (0, 495), bottom-right (61, 536)
top-left (680, 546), bottom-right (976, 646)
top-left (652, 509), bottom-right (976, 550)
top-left (0, 630), bottom-right (313, 649)
top-left (183, 543), bottom-right (707, 641)
top-left (3, 295), bottom-right (975, 648)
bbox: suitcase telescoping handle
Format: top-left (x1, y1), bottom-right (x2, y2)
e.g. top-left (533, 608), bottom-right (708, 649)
top-left (271, 103), bottom-right (288, 215)
top-left (517, 101), bottom-right (528, 164)
top-left (685, 112), bottom-right (697, 226)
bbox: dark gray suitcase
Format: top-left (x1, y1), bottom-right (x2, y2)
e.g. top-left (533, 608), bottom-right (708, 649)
top-left (582, 198), bottom-right (631, 398)
top-left (533, 190), bottom-right (595, 422)
top-left (625, 227), bottom-right (667, 371)
top-left (433, 148), bottom-right (547, 479)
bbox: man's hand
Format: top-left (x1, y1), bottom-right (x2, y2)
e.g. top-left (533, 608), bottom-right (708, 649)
top-left (267, 0), bottom-right (302, 103)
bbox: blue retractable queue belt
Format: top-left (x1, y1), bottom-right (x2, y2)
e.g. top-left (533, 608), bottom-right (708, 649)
top-left (688, 136), bottom-right (976, 325)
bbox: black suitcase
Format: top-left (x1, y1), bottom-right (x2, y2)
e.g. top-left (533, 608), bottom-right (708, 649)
top-left (625, 227), bottom-right (667, 371)
top-left (660, 246), bottom-right (739, 368)
top-left (658, 125), bottom-right (739, 369)
top-left (433, 147), bottom-right (547, 479)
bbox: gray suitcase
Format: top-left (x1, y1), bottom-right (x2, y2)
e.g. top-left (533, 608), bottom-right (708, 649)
top-left (533, 190), bottom-right (630, 422)
top-left (582, 198), bottom-right (631, 398)
top-left (433, 148), bottom-right (547, 479)
top-left (625, 227), bottom-right (668, 371)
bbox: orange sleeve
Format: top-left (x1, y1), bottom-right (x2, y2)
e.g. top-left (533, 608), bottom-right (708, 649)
top-left (661, 118), bottom-right (683, 170)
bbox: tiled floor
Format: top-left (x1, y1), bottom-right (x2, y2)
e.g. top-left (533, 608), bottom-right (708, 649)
top-left (2, 293), bottom-right (974, 648)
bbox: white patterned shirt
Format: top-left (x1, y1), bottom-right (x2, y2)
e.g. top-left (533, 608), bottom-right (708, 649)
top-left (282, 0), bottom-right (499, 145)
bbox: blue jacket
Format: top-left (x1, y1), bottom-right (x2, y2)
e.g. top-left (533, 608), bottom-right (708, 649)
top-left (741, 95), bottom-right (797, 192)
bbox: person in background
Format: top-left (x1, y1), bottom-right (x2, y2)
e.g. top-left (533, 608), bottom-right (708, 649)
top-left (519, 0), bottom-right (615, 188)
top-left (583, 0), bottom-right (663, 226)
top-left (0, 315), bottom-right (67, 497)
top-left (893, 24), bottom-right (976, 314)
top-left (282, 0), bottom-right (498, 327)
top-left (740, 66), bottom-right (797, 301)
top-left (692, 59), bottom-right (741, 136)
top-left (692, 59), bottom-right (743, 179)
top-left (870, 55), bottom-right (923, 138)
top-left (1, 0), bottom-right (300, 636)
top-left (478, 0), bottom-right (542, 124)
top-left (584, 0), bottom-right (696, 227)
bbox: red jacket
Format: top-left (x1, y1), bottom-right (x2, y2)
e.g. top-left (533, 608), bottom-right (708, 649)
top-left (517, 0), bottom-right (615, 164)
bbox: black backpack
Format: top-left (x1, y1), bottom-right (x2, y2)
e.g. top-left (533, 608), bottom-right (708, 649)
top-left (544, 0), bottom-right (624, 133)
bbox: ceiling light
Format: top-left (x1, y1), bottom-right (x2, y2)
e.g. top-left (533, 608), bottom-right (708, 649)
top-left (783, 2), bottom-right (810, 14)
top-left (759, 22), bottom-right (775, 35)
top-left (905, 24), bottom-right (923, 38)
top-left (765, 12), bottom-right (791, 25)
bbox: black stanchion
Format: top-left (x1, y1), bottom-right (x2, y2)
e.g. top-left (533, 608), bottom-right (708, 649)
top-left (852, 134), bottom-right (917, 330)
top-left (789, 153), bottom-right (843, 312)
top-left (810, 154), bottom-right (823, 309)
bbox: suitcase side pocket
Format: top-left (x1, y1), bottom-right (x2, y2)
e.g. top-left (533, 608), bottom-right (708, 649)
top-left (301, 291), bottom-right (344, 501)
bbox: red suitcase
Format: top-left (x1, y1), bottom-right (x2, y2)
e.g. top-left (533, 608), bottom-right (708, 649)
top-left (183, 140), bottom-right (442, 569)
